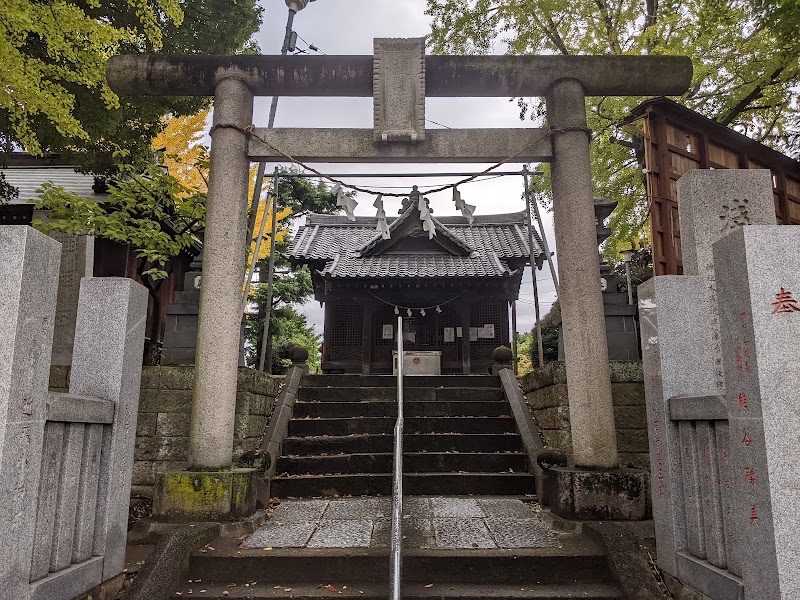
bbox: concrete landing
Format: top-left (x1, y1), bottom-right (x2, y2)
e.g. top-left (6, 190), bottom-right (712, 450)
top-left (244, 497), bottom-right (560, 550)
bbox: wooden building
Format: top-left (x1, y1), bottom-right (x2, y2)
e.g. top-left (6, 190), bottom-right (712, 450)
top-left (625, 98), bottom-right (800, 275)
top-left (289, 189), bottom-right (545, 374)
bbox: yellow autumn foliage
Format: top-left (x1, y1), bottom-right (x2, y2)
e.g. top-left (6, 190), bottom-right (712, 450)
top-left (153, 109), bottom-right (290, 262)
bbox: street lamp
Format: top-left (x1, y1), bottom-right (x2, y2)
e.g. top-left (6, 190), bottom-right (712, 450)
top-left (620, 248), bottom-right (636, 305)
top-left (285, 0), bottom-right (315, 11)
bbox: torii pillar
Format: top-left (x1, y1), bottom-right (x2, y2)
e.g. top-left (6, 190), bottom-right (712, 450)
top-left (108, 41), bottom-right (691, 516)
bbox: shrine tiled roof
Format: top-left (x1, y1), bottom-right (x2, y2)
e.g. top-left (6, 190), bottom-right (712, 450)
top-left (289, 209), bottom-right (544, 280)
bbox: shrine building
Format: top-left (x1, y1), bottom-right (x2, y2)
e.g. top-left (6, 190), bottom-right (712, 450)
top-left (289, 187), bottom-right (545, 375)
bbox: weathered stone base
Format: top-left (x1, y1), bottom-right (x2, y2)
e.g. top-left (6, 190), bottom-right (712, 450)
top-left (154, 468), bottom-right (258, 521)
top-left (542, 466), bottom-right (649, 521)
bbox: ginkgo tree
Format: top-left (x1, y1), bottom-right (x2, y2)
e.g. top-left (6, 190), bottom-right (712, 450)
top-left (153, 109), bottom-right (294, 263)
top-left (425, 0), bottom-right (800, 259)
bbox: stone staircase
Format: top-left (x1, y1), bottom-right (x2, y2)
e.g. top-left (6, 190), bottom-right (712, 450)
top-left (164, 375), bottom-right (624, 600)
top-left (173, 539), bottom-right (623, 599)
top-left (271, 374), bottom-right (537, 498)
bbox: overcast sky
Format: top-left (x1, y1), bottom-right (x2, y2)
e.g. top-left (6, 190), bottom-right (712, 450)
top-left (250, 0), bottom-right (559, 335)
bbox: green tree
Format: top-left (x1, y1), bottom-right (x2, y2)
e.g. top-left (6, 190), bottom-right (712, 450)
top-left (516, 331), bottom-right (533, 374)
top-left (530, 301), bottom-right (562, 365)
top-left (32, 153), bottom-right (205, 348)
top-left (245, 268), bottom-right (321, 374)
top-left (426, 0), bottom-right (800, 260)
top-left (1, 0), bottom-right (262, 184)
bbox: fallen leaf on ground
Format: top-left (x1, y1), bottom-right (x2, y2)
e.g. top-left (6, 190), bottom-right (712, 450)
top-left (424, 583), bottom-right (434, 588)
top-left (325, 584), bottom-right (337, 592)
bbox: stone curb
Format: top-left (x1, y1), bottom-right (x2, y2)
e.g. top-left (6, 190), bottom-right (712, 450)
top-left (125, 523), bottom-right (221, 600)
top-left (583, 521), bottom-right (665, 600)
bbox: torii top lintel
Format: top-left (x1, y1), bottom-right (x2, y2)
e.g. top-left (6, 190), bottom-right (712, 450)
top-left (107, 47), bottom-right (691, 99)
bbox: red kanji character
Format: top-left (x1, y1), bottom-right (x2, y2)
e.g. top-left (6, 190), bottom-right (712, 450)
top-left (16, 484), bottom-right (25, 494)
top-left (703, 474), bottom-right (711, 486)
top-left (750, 505), bottom-right (759, 525)
top-left (724, 479), bottom-right (731, 490)
top-left (745, 467), bottom-right (756, 487)
top-left (738, 392), bottom-right (748, 412)
top-left (20, 424), bottom-right (31, 443)
top-left (772, 288), bottom-right (800, 314)
top-left (743, 340), bottom-right (752, 373)
top-left (658, 484), bottom-right (666, 498)
top-left (742, 429), bottom-right (753, 447)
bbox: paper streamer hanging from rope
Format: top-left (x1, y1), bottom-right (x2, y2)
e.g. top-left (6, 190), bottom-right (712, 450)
top-left (418, 196), bottom-right (436, 239)
top-left (453, 187), bottom-right (476, 224)
top-left (374, 194), bottom-right (390, 239)
top-left (333, 183), bottom-right (358, 221)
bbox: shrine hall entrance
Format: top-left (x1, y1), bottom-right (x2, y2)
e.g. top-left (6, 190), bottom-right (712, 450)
top-left (321, 294), bottom-right (511, 376)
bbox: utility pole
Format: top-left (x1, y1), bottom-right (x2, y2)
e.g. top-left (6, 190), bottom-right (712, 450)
top-left (244, 0), bottom-right (318, 371)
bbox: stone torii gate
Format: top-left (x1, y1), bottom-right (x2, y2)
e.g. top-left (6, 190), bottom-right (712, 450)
top-left (108, 40), bottom-right (691, 501)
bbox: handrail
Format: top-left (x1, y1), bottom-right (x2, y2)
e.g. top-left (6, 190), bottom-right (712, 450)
top-left (390, 315), bottom-right (404, 600)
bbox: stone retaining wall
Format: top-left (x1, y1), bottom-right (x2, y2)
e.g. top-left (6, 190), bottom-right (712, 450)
top-left (520, 362), bottom-right (648, 469)
top-left (50, 365), bottom-right (280, 498)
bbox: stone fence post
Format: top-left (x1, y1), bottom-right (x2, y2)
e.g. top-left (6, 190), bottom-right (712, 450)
top-left (0, 227), bottom-right (61, 599)
top-left (69, 277), bottom-right (148, 580)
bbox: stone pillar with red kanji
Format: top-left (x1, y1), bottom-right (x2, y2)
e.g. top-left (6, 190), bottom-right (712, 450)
top-left (713, 225), bottom-right (800, 600)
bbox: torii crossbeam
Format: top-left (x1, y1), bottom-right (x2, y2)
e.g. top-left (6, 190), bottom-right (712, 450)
top-left (107, 39), bottom-right (691, 474)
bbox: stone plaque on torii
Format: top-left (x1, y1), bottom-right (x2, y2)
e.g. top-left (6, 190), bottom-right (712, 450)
top-left (108, 40), bottom-right (691, 490)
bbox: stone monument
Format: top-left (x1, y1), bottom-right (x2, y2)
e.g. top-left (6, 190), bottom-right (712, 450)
top-left (640, 170), bottom-right (798, 600)
top-left (50, 231), bottom-right (94, 366)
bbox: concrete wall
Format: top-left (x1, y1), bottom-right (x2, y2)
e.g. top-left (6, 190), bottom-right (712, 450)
top-left (50, 365), bottom-right (280, 498)
top-left (520, 362), bottom-right (648, 469)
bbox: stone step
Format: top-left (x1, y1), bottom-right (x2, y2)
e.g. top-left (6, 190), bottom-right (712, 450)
top-left (287, 417), bottom-right (517, 437)
top-left (281, 433), bottom-right (525, 456)
top-left (298, 387), bottom-right (504, 402)
top-left (292, 400), bottom-right (511, 419)
top-left (303, 375), bottom-right (501, 388)
top-left (277, 452), bottom-right (529, 475)
top-left (270, 472), bottom-right (537, 497)
top-left (186, 548), bottom-right (610, 585)
top-left (170, 581), bottom-right (622, 599)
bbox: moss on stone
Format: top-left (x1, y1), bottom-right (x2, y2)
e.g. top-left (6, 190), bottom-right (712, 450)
top-left (160, 472), bottom-right (230, 519)
top-left (155, 468), bottom-right (258, 521)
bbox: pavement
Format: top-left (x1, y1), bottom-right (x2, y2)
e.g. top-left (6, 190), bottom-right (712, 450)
top-left (243, 497), bottom-right (561, 550)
